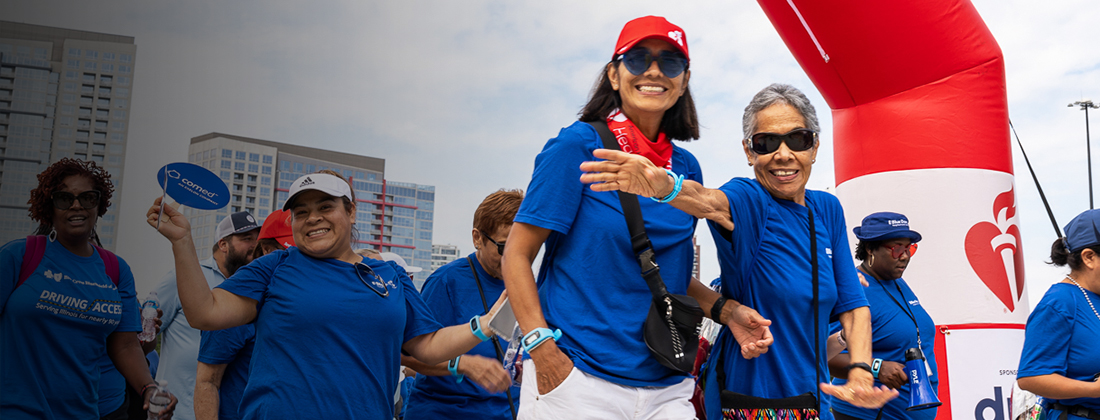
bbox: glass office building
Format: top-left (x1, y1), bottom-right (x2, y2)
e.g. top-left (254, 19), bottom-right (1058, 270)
top-left (0, 21), bottom-right (136, 249)
top-left (186, 133), bottom-right (435, 273)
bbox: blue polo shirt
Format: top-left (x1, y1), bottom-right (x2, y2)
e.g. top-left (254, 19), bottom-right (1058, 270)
top-left (217, 248), bottom-right (441, 419)
top-left (1018, 283), bottom-right (1100, 418)
top-left (404, 254), bottom-right (519, 420)
top-left (514, 121), bottom-right (702, 387)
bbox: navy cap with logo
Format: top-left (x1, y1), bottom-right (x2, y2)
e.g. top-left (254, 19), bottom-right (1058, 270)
top-left (1063, 209), bottom-right (1100, 252)
top-left (215, 211), bottom-right (260, 243)
top-left (853, 211), bottom-right (922, 243)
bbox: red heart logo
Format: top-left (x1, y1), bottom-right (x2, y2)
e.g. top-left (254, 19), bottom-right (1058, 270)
top-left (964, 189), bottom-right (1025, 312)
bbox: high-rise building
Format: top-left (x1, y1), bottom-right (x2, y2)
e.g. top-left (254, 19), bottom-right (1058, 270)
top-left (428, 243), bottom-right (462, 280)
top-left (186, 133), bottom-right (435, 273)
top-left (0, 21), bottom-right (136, 249)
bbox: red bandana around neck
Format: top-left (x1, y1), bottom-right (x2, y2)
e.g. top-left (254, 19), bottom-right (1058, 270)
top-left (606, 110), bottom-right (673, 170)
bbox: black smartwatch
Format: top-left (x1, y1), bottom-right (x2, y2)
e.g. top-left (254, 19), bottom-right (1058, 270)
top-left (711, 296), bottom-right (728, 323)
top-left (848, 362), bottom-right (873, 375)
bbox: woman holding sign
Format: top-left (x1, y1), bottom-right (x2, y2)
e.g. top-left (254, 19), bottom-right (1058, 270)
top-left (148, 172), bottom-right (504, 419)
top-left (1, 158), bottom-right (176, 420)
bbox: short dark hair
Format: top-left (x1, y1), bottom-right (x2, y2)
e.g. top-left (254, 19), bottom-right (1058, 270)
top-left (578, 62), bottom-right (699, 141)
top-left (29, 158), bottom-right (115, 245)
top-left (854, 239), bottom-right (886, 261)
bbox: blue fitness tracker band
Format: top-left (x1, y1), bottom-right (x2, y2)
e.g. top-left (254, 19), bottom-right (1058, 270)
top-left (871, 358), bottom-right (883, 379)
top-left (447, 356), bottom-right (464, 382)
top-left (469, 315), bottom-right (490, 341)
top-left (651, 169), bottom-right (684, 203)
top-left (522, 327), bottom-right (562, 353)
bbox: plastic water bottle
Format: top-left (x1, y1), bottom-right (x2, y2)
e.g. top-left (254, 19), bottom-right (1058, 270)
top-left (502, 324), bottom-right (525, 384)
top-left (147, 380), bottom-right (170, 420)
top-left (137, 292), bottom-right (159, 343)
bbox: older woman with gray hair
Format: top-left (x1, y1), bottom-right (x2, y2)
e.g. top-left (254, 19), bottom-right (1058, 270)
top-left (581, 83), bottom-right (896, 419)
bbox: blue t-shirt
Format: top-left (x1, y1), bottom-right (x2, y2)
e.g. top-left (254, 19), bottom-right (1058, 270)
top-left (0, 238), bottom-right (140, 420)
top-left (404, 253), bottom-right (519, 420)
top-left (705, 178), bottom-right (867, 420)
top-left (1018, 283), bottom-right (1100, 417)
top-left (830, 270), bottom-right (938, 420)
top-left (216, 247), bottom-right (441, 419)
top-left (197, 323), bottom-right (256, 420)
top-left (514, 121), bottom-right (702, 387)
top-left (99, 297), bottom-right (143, 415)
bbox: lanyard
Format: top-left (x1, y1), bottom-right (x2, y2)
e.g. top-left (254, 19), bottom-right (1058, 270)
top-left (862, 267), bottom-right (922, 350)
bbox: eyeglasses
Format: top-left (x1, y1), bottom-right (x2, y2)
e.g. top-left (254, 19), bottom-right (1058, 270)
top-left (617, 48), bottom-right (689, 78)
top-left (479, 230), bottom-right (506, 255)
top-left (747, 128), bottom-right (817, 155)
top-left (884, 243), bottom-right (918, 259)
top-left (354, 262), bottom-right (389, 298)
top-left (52, 190), bottom-right (101, 210)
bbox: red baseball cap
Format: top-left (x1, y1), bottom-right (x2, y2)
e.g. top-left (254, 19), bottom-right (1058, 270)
top-left (259, 209), bottom-right (295, 249)
top-left (613, 16), bottom-right (689, 61)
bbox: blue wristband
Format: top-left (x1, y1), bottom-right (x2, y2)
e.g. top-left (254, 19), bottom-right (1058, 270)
top-left (522, 327), bottom-right (563, 353)
top-left (651, 169), bottom-right (684, 203)
top-left (447, 356), bottom-right (464, 382)
top-left (469, 315), bottom-right (490, 341)
top-left (871, 358), bottom-right (883, 379)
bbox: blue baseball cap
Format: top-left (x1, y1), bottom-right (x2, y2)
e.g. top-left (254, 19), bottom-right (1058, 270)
top-left (853, 212), bottom-right (922, 243)
top-left (1063, 209), bottom-right (1100, 252)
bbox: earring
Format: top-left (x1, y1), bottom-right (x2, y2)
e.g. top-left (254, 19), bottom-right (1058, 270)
top-left (868, 254), bottom-right (875, 268)
top-left (812, 159), bottom-right (816, 163)
top-left (748, 162), bottom-right (753, 167)
top-left (48, 227), bottom-right (57, 242)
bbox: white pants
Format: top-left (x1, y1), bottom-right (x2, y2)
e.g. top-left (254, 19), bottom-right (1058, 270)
top-left (517, 359), bottom-right (697, 420)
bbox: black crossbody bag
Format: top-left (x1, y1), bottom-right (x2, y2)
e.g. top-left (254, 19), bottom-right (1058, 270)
top-left (587, 121), bottom-right (704, 373)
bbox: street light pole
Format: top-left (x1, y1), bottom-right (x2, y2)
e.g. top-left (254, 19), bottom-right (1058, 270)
top-left (1070, 100), bottom-right (1099, 209)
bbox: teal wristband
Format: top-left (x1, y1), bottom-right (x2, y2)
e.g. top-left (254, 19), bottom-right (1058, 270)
top-left (871, 358), bottom-right (883, 379)
top-left (522, 327), bottom-right (562, 353)
top-left (651, 169), bottom-right (684, 203)
top-left (447, 356), bottom-right (464, 383)
top-left (469, 315), bottom-right (490, 341)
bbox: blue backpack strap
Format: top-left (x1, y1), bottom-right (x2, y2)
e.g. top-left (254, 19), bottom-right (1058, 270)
top-left (94, 245), bottom-right (120, 286)
top-left (17, 235), bottom-right (47, 289)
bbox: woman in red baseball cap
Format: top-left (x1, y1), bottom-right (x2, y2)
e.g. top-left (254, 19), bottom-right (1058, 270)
top-left (502, 16), bottom-right (707, 418)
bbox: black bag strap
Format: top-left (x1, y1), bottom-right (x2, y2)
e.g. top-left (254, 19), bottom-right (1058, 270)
top-left (808, 204), bottom-right (821, 412)
top-left (586, 121), bottom-right (669, 298)
top-left (465, 256), bottom-right (518, 420)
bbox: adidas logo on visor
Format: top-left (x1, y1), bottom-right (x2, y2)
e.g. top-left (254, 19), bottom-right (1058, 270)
top-left (300, 177), bottom-right (314, 187)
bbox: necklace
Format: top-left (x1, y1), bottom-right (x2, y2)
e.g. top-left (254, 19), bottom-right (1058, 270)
top-left (1066, 275), bottom-right (1100, 323)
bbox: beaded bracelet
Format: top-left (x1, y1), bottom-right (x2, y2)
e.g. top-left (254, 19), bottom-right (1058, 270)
top-left (651, 169), bottom-right (684, 203)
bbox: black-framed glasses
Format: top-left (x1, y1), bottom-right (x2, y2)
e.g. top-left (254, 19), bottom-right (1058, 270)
top-left (884, 243), bottom-right (918, 259)
top-left (354, 262), bottom-right (389, 298)
top-left (478, 230), bottom-right (505, 255)
top-left (617, 48), bottom-right (688, 78)
top-left (52, 190), bottom-right (101, 210)
top-left (748, 128), bottom-right (817, 155)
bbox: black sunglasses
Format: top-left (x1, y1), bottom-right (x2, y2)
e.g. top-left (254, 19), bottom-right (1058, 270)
top-left (354, 262), bottom-right (389, 298)
top-left (617, 48), bottom-right (688, 78)
top-left (748, 128), bottom-right (817, 155)
top-left (52, 190), bottom-right (101, 210)
top-left (479, 230), bottom-right (505, 255)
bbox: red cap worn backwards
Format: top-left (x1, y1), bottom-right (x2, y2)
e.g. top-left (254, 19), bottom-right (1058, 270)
top-left (614, 16), bottom-right (689, 61)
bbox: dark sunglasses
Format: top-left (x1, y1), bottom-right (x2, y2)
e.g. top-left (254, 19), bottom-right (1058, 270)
top-left (479, 230), bottom-right (505, 255)
top-left (354, 262), bottom-right (389, 298)
top-left (617, 48), bottom-right (688, 78)
top-left (884, 243), bottom-right (918, 259)
top-left (748, 128), bottom-right (818, 155)
top-left (52, 190), bottom-right (101, 210)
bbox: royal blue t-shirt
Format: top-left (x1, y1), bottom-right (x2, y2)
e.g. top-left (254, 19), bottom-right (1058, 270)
top-left (197, 323), bottom-right (255, 420)
top-left (1018, 283), bottom-right (1100, 417)
top-left (704, 178), bottom-right (867, 420)
top-left (514, 121), bottom-right (702, 387)
top-left (0, 238), bottom-right (140, 420)
top-left (830, 270), bottom-right (938, 420)
top-left (405, 253), bottom-right (519, 420)
top-left (216, 247), bottom-right (441, 419)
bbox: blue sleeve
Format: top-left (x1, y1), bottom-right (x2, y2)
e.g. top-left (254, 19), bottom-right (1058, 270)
top-left (715, 179), bottom-right (765, 257)
top-left (676, 145), bottom-right (703, 185)
top-left (0, 239), bottom-right (26, 312)
top-left (822, 194), bottom-right (867, 320)
top-left (115, 257), bottom-right (141, 332)
top-left (216, 251), bottom-right (284, 306)
top-left (198, 326), bottom-right (250, 365)
top-left (153, 269), bottom-right (181, 334)
top-left (420, 268), bottom-right (457, 325)
top-left (514, 123), bottom-right (595, 234)
top-left (1017, 292), bottom-right (1074, 378)
top-left (400, 265), bottom-right (443, 343)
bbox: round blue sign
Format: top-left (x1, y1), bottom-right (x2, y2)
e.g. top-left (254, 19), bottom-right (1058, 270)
top-left (156, 162), bottom-right (230, 210)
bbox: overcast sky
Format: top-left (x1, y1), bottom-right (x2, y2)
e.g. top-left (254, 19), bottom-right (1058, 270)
top-left (4, 0), bottom-right (1098, 310)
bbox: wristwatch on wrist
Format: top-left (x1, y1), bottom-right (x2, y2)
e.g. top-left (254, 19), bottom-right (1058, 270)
top-left (710, 296), bottom-right (728, 323)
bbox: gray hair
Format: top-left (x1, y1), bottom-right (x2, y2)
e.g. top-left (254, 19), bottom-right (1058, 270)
top-left (742, 83), bottom-right (820, 140)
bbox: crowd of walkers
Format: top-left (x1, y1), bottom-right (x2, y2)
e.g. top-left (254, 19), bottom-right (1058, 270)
top-left (3, 14), bottom-right (1098, 420)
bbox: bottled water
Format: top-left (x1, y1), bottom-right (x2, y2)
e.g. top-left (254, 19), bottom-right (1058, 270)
top-left (502, 324), bottom-right (525, 384)
top-left (137, 292), bottom-right (159, 343)
top-left (147, 380), bottom-right (170, 420)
